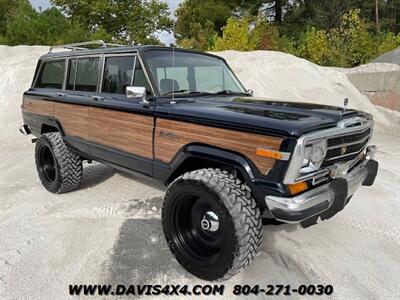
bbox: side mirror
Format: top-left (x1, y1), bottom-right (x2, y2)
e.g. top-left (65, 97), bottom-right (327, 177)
top-left (246, 89), bottom-right (254, 96)
top-left (126, 86), bottom-right (150, 108)
top-left (126, 86), bottom-right (146, 99)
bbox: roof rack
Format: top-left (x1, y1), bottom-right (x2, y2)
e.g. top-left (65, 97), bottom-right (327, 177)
top-left (49, 40), bottom-right (126, 53)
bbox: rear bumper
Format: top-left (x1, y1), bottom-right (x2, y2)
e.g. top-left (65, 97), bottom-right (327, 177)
top-left (265, 159), bottom-right (378, 226)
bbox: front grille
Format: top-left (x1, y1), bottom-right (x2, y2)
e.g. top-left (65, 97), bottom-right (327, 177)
top-left (322, 127), bottom-right (371, 167)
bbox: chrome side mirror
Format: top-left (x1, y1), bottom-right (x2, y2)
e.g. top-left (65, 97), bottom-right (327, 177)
top-left (126, 86), bottom-right (149, 107)
top-left (126, 86), bottom-right (146, 99)
top-left (247, 89), bottom-right (254, 96)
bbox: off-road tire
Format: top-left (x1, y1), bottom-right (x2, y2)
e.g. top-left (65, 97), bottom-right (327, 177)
top-left (162, 168), bottom-right (263, 281)
top-left (35, 132), bottom-right (82, 193)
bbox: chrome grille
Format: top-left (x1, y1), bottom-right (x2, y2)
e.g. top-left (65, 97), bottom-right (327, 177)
top-left (322, 127), bottom-right (371, 167)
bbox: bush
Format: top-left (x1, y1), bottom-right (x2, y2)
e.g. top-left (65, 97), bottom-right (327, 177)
top-left (213, 17), bottom-right (256, 51)
top-left (298, 27), bottom-right (330, 65)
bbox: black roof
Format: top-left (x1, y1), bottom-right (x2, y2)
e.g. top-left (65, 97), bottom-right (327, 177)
top-left (40, 45), bottom-right (224, 61)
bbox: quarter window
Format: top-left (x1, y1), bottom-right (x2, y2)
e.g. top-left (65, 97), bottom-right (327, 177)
top-left (102, 56), bottom-right (135, 94)
top-left (133, 61), bottom-right (152, 95)
top-left (67, 57), bottom-right (99, 92)
top-left (35, 60), bottom-right (65, 89)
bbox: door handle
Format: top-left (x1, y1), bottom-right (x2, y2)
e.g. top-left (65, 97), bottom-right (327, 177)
top-left (90, 95), bottom-right (104, 101)
top-left (57, 92), bottom-right (66, 97)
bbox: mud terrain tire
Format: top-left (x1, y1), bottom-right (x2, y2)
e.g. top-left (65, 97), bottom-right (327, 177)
top-left (162, 168), bottom-right (263, 281)
top-left (35, 132), bottom-right (82, 193)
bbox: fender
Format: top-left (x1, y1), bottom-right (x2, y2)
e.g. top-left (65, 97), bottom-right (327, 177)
top-left (22, 111), bottom-right (65, 137)
top-left (153, 143), bottom-right (273, 207)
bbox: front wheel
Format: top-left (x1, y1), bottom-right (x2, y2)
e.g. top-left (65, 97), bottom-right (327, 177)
top-left (162, 168), bottom-right (263, 281)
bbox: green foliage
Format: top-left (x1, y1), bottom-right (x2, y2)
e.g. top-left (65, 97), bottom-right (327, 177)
top-left (251, 19), bottom-right (281, 50)
top-left (298, 27), bottom-right (331, 65)
top-left (175, 0), bottom-right (233, 50)
top-left (213, 17), bottom-right (256, 51)
top-left (51, 0), bottom-right (173, 44)
top-left (376, 32), bottom-right (400, 56)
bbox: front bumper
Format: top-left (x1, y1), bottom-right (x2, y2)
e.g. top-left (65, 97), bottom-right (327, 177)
top-left (265, 159), bottom-right (378, 227)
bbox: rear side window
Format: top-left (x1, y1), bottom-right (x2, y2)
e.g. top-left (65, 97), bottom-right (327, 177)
top-left (35, 60), bottom-right (65, 89)
top-left (102, 56), bottom-right (135, 94)
top-left (67, 57), bottom-right (99, 92)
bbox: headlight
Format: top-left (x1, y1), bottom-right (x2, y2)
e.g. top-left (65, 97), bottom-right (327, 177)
top-left (300, 139), bottom-right (327, 174)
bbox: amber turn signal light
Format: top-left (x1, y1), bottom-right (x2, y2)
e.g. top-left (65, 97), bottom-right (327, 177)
top-left (256, 148), bottom-right (284, 160)
top-left (287, 181), bottom-right (308, 195)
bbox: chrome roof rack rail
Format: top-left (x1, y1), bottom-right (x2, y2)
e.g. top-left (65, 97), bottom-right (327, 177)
top-left (49, 40), bottom-right (126, 53)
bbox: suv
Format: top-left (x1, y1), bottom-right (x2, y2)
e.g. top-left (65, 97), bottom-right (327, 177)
top-left (20, 41), bottom-right (378, 281)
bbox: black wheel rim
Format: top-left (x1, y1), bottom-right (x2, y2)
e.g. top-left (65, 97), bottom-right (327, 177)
top-left (172, 192), bottom-right (225, 267)
top-left (39, 145), bottom-right (56, 183)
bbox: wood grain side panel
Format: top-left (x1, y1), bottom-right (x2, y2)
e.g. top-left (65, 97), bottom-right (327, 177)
top-left (155, 119), bottom-right (283, 174)
top-left (89, 107), bottom-right (153, 159)
top-left (22, 99), bottom-right (54, 116)
top-left (55, 103), bottom-right (89, 140)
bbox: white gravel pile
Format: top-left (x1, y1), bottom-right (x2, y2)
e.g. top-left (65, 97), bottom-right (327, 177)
top-left (0, 46), bottom-right (49, 148)
top-left (336, 62), bottom-right (400, 74)
top-left (213, 50), bottom-right (392, 130)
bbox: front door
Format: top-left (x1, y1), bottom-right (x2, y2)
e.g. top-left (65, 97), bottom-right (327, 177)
top-left (88, 55), bottom-right (154, 175)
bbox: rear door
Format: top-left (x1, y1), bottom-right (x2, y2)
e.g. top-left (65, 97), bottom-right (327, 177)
top-left (88, 54), bottom-right (155, 175)
top-left (57, 55), bottom-right (102, 154)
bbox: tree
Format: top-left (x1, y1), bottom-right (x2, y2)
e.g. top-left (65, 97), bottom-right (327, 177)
top-left (298, 27), bottom-right (331, 65)
top-left (213, 17), bottom-right (256, 51)
top-left (174, 0), bottom-right (233, 49)
top-left (51, 0), bottom-right (173, 44)
top-left (251, 19), bottom-right (281, 50)
top-left (328, 9), bottom-right (375, 66)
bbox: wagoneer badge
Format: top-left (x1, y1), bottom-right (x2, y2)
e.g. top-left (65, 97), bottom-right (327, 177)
top-left (341, 146), bottom-right (347, 155)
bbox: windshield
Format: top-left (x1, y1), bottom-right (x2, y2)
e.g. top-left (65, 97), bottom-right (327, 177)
top-left (143, 50), bottom-right (246, 96)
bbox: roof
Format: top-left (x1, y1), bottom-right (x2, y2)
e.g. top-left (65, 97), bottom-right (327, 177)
top-left (40, 45), bottom-right (224, 61)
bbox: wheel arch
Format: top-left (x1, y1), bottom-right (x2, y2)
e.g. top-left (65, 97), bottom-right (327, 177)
top-left (40, 118), bottom-right (65, 135)
top-left (163, 144), bottom-right (267, 207)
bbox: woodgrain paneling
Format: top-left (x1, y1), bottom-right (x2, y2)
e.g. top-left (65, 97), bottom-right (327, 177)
top-left (155, 119), bottom-right (283, 174)
top-left (89, 107), bottom-right (153, 159)
top-left (22, 99), bottom-right (54, 116)
top-left (55, 102), bottom-right (89, 140)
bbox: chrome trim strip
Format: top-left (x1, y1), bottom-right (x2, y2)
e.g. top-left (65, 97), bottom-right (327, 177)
top-left (284, 118), bottom-right (373, 184)
top-left (327, 134), bottom-right (370, 150)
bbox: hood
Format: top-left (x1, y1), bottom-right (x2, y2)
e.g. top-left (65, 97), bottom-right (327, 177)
top-left (156, 96), bottom-right (369, 137)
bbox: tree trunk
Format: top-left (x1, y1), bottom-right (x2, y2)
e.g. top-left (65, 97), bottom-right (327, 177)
top-left (275, 0), bottom-right (283, 23)
top-left (375, 0), bottom-right (380, 32)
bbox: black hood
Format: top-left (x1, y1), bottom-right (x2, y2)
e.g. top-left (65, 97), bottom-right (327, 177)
top-left (156, 96), bottom-right (370, 137)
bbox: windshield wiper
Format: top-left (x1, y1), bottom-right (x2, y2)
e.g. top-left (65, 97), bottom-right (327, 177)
top-left (213, 90), bottom-right (251, 96)
top-left (163, 90), bottom-right (203, 96)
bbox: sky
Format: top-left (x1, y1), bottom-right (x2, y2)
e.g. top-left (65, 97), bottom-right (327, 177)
top-left (29, 0), bottom-right (183, 45)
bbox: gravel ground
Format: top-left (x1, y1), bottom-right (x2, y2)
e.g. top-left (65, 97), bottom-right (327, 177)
top-left (0, 133), bottom-right (399, 300)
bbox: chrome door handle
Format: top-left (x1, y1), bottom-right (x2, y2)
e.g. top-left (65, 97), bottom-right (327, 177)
top-left (57, 92), bottom-right (66, 97)
top-left (90, 95), bottom-right (104, 101)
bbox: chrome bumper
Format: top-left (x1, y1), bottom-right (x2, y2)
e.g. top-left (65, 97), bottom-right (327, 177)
top-left (265, 160), bottom-right (377, 224)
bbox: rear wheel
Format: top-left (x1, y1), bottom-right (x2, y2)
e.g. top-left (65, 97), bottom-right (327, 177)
top-left (162, 168), bottom-right (263, 281)
top-left (35, 132), bottom-right (82, 193)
